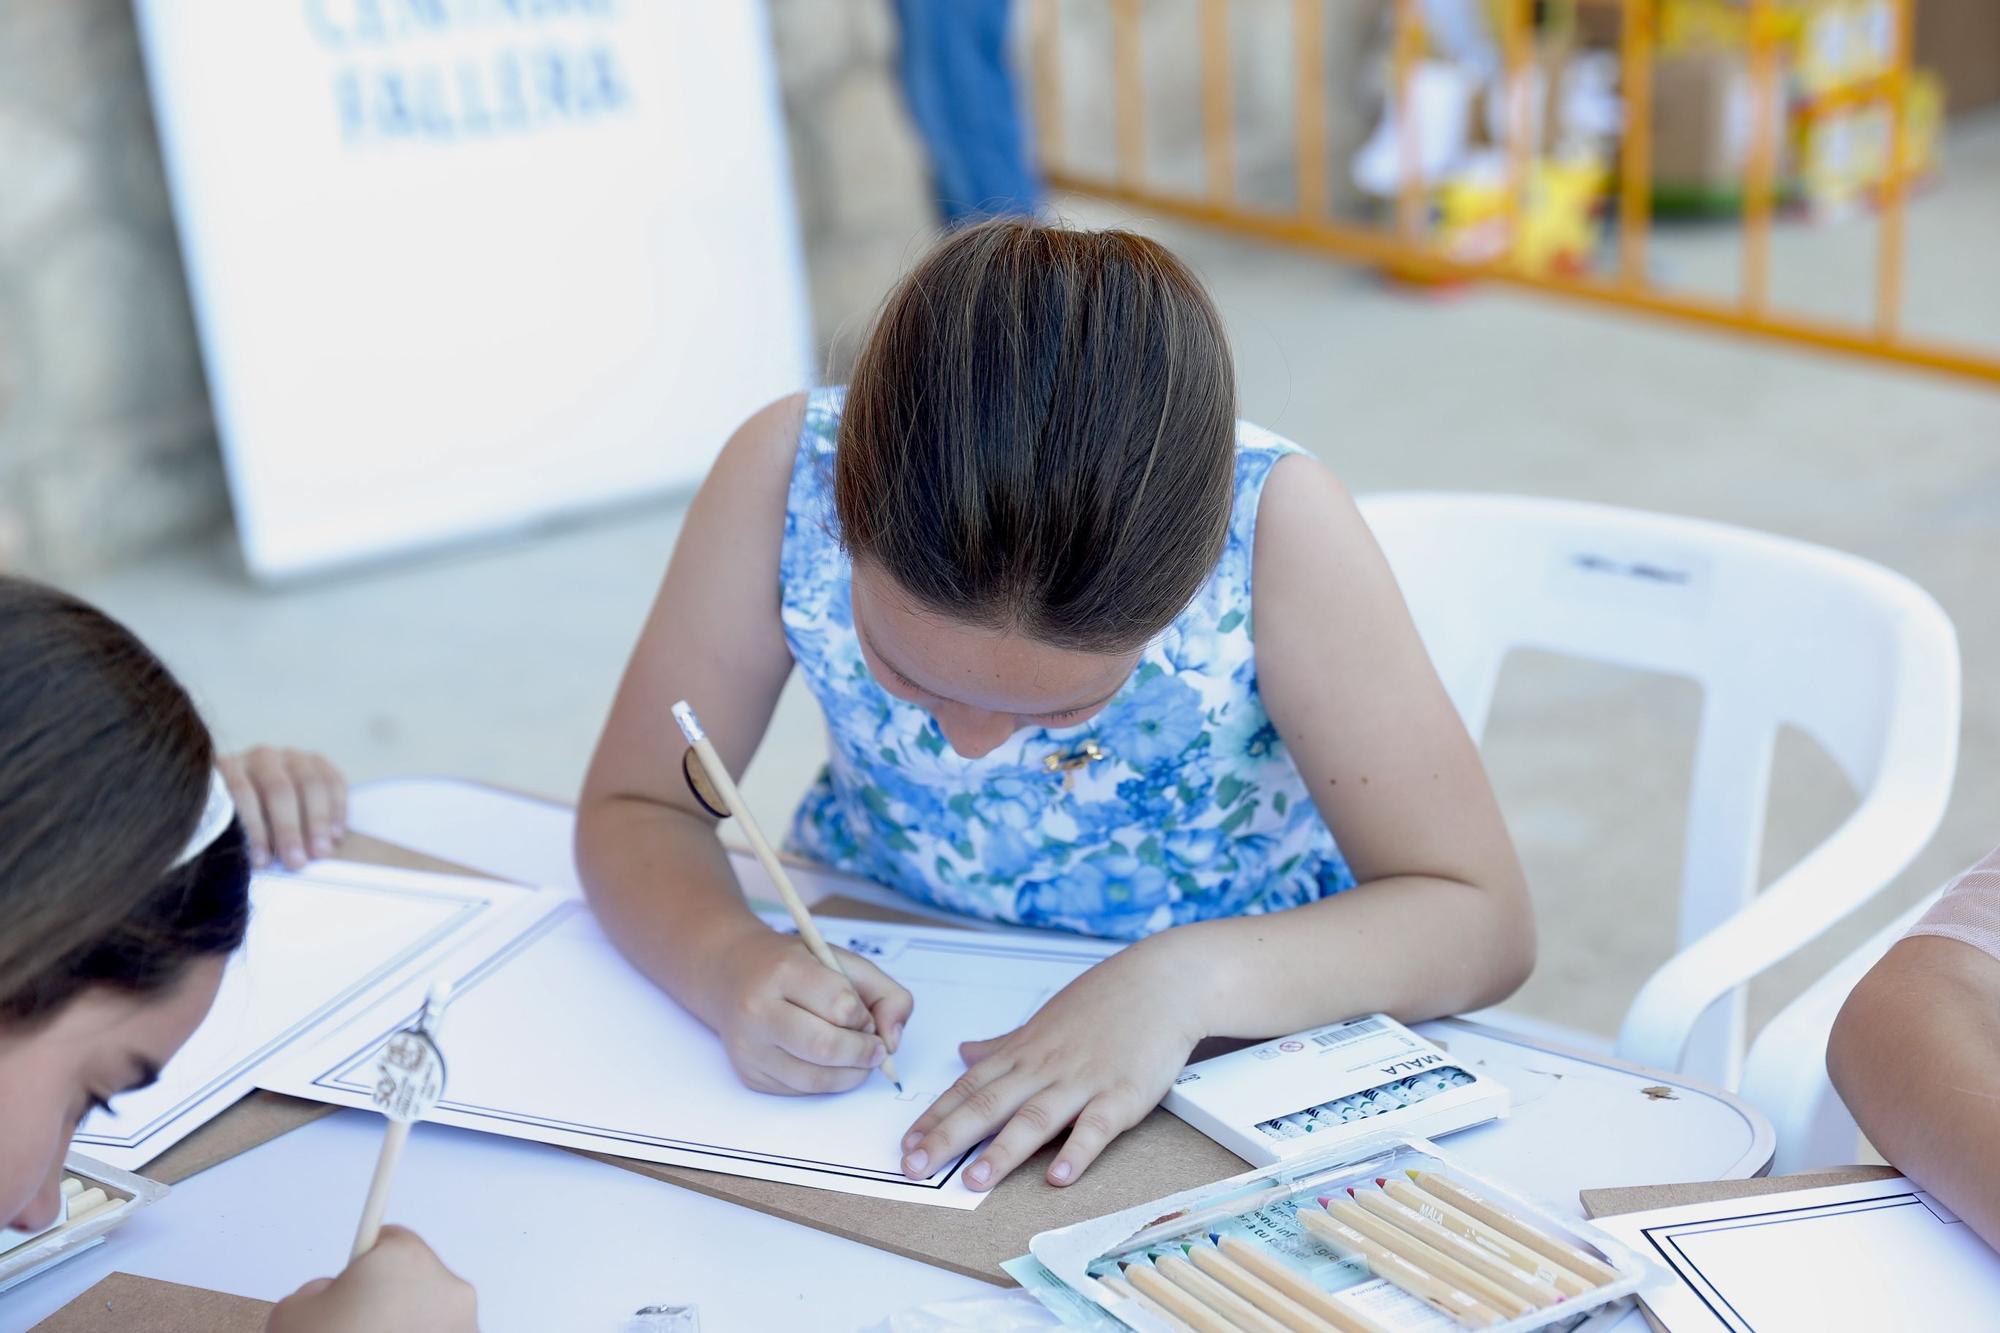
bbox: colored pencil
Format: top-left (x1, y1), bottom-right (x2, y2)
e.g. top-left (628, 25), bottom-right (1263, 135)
top-left (1156, 1251), bottom-right (1293, 1333)
top-left (1381, 1178), bottom-right (1593, 1298)
top-left (1101, 1270), bottom-right (1197, 1333)
top-left (1351, 1187), bottom-right (1565, 1308)
top-left (1213, 1234), bottom-right (1399, 1333)
top-left (1325, 1197), bottom-right (1533, 1319)
top-left (1127, 1260), bottom-right (1251, 1333)
top-left (1406, 1170), bottom-right (1620, 1287)
top-left (1297, 1207), bottom-right (1505, 1328)
top-left (1185, 1240), bottom-right (1345, 1333)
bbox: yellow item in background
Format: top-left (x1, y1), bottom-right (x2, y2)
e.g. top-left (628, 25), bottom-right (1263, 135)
top-left (1439, 154), bottom-right (1610, 274)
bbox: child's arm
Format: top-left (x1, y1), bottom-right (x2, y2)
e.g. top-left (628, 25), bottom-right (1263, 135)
top-left (901, 455), bottom-right (1533, 1190)
top-left (576, 395), bottom-right (912, 1095)
top-left (218, 747), bottom-right (348, 870)
top-left (1829, 934), bottom-right (2000, 1250)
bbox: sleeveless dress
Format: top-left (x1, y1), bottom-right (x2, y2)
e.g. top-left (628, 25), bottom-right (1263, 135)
top-left (779, 387), bottom-right (1354, 941)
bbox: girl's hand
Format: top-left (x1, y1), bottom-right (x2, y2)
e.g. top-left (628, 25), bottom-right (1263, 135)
top-left (265, 1226), bottom-right (477, 1332)
top-left (900, 936), bottom-right (1202, 1191)
top-left (710, 928), bottom-right (915, 1096)
top-left (219, 746), bottom-right (348, 870)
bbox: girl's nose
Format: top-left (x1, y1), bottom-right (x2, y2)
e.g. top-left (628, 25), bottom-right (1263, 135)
top-left (932, 704), bottom-right (1015, 759)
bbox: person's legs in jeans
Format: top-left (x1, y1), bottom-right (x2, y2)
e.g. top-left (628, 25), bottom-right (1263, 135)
top-left (893, 0), bottom-right (1044, 224)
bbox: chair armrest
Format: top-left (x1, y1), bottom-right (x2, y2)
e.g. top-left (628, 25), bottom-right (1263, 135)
top-left (1615, 779), bottom-right (1948, 1075)
top-left (1736, 889), bottom-right (1943, 1171)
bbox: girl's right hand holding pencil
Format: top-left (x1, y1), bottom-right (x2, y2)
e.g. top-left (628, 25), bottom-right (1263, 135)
top-left (265, 1225), bottom-right (477, 1333)
top-left (706, 926), bottom-right (914, 1095)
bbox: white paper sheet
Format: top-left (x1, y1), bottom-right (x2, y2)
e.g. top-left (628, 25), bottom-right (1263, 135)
top-left (72, 861), bottom-right (538, 1170)
top-left (1595, 1176), bottom-right (2000, 1331)
top-left (263, 903), bottom-right (1120, 1207)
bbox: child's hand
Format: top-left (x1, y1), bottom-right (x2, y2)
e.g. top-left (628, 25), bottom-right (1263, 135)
top-left (711, 928), bottom-right (915, 1095)
top-left (265, 1225), bottom-right (477, 1333)
top-left (219, 746), bottom-right (348, 870)
top-left (900, 938), bottom-right (1202, 1191)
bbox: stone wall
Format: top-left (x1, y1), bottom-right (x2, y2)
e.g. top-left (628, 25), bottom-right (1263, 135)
top-left (0, 0), bottom-right (225, 576)
top-left (0, 0), bottom-right (1386, 579)
top-left (0, 0), bottom-right (938, 579)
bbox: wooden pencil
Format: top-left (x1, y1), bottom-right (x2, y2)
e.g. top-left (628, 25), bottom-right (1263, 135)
top-left (1324, 1198), bottom-right (1533, 1319)
top-left (1185, 1241), bottom-right (1344, 1333)
top-left (352, 1118), bottom-right (411, 1259)
top-left (1101, 1270), bottom-right (1197, 1333)
top-left (1350, 1188), bottom-right (1565, 1308)
top-left (1406, 1170), bottom-right (1620, 1287)
top-left (673, 700), bottom-right (903, 1092)
top-left (1156, 1251), bottom-right (1293, 1333)
top-left (1213, 1235), bottom-right (1399, 1333)
top-left (1126, 1260), bottom-right (1253, 1333)
top-left (1297, 1207), bottom-right (1505, 1328)
top-left (1381, 1179), bottom-right (1593, 1298)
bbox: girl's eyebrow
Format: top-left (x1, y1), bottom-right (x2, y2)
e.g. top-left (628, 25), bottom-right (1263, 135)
top-left (857, 625), bottom-right (933, 696)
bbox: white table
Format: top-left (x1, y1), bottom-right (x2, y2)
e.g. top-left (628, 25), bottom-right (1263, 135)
top-left (2, 779), bottom-right (1774, 1332)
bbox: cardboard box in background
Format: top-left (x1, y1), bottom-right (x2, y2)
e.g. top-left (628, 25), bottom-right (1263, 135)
top-left (1916, 0), bottom-right (2000, 113)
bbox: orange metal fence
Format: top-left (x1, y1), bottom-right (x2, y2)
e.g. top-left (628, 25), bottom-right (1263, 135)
top-left (1028, 0), bottom-right (2000, 389)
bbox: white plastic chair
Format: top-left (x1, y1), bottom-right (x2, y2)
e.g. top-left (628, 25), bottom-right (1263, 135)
top-left (1739, 885), bottom-right (1944, 1172)
top-left (1357, 491), bottom-right (1960, 1096)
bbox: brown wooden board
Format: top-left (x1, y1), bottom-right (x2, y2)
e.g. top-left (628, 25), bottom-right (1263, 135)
top-left (31, 1273), bottom-right (271, 1332)
top-left (138, 831), bottom-right (1256, 1284)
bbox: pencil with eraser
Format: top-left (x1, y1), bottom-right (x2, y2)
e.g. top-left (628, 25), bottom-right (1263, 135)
top-left (673, 699), bottom-right (903, 1092)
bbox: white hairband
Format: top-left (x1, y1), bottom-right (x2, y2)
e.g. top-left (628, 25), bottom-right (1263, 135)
top-left (170, 769), bottom-right (237, 871)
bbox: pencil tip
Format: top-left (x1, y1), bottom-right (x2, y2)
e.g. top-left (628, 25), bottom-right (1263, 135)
top-left (891, 1080), bottom-right (903, 1093)
top-left (1208, 1231), bottom-right (1222, 1244)
top-left (1376, 1177), bottom-right (1389, 1187)
top-left (1346, 1186), bottom-right (1357, 1197)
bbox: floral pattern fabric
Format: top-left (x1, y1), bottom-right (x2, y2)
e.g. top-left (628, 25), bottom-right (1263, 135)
top-left (779, 387), bottom-right (1354, 940)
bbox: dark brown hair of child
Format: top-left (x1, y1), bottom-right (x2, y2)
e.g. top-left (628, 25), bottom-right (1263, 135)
top-left (0, 577), bottom-right (249, 1024)
top-left (835, 218), bottom-right (1238, 655)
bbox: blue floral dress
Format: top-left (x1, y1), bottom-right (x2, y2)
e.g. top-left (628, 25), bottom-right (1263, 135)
top-left (780, 387), bottom-right (1354, 940)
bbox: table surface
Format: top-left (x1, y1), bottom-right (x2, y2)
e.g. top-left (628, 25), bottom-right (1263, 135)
top-left (3, 778), bottom-right (1775, 1333)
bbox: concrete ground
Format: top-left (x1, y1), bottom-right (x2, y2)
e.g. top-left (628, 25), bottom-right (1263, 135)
top-left (81, 111), bottom-right (2000, 1052)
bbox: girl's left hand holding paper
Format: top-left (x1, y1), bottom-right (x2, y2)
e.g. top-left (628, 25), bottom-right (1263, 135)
top-left (900, 933), bottom-right (1202, 1192)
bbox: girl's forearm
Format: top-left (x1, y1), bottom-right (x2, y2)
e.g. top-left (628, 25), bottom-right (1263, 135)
top-left (574, 796), bottom-right (772, 1030)
top-left (1152, 875), bottom-right (1536, 1042)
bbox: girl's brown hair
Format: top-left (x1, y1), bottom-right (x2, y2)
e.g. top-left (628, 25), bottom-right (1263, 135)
top-left (0, 577), bottom-right (249, 1024)
top-left (835, 219), bottom-right (1238, 654)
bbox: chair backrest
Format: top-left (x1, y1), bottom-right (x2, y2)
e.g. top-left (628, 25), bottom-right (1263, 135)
top-left (1357, 492), bottom-right (1960, 1083)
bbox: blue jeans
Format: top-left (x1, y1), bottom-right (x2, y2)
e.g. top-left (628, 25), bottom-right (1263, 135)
top-left (892, 0), bottom-right (1044, 225)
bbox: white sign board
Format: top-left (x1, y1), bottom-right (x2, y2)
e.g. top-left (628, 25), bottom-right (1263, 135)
top-left (135, 1), bottom-right (812, 579)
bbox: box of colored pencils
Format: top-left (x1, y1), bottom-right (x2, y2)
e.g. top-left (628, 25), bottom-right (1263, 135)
top-left (0, 1154), bottom-right (168, 1294)
top-left (1017, 1135), bottom-right (1647, 1332)
top-left (1164, 1014), bottom-right (1508, 1166)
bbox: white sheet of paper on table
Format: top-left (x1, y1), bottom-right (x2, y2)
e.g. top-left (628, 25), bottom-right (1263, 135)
top-left (71, 860), bottom-right (540, 1170)
top-left (261, 900), bottom-right (1120, 1208)
top-left (1594, 1175), bottom-right (2000, 1331)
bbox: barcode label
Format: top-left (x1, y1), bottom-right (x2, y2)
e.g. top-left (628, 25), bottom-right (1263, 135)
top-left (1311, 1017), bottom-right (1391, 1049)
